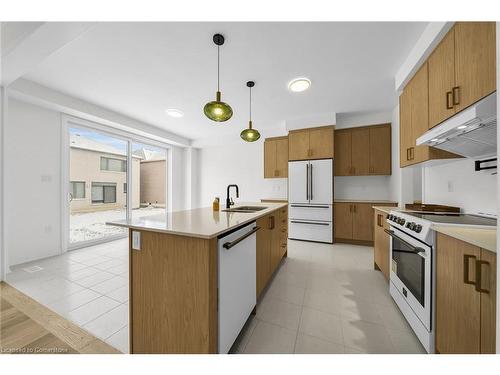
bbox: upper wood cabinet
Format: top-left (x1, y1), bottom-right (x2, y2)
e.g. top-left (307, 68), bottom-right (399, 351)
top-left (400, 63), bottom-right (459, 167)
top-left (288, 126), bottom-right (334, 161)
top-left (428, 22), bottom-right (496, 129)
top-left (334, 123), bottom-right (391, 176)
top-left (436, 233), bottom-right (496, 354)
top-left (264, 136), bottom-right (288, 178)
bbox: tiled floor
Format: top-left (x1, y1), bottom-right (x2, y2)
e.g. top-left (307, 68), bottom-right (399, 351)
top-left (5, 238), bottom-right (130, 353)
top-left (231, 240), bottom-right (426, 354)
top-left (6, 237), bottom-right (425, 354)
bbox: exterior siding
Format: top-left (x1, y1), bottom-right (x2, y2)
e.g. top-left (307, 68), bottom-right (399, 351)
top-left (140, 160), bottom-right (166, 205)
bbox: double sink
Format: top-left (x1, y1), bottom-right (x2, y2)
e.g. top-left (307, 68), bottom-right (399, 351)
top-left (222, 206), bottom-right (267, 213)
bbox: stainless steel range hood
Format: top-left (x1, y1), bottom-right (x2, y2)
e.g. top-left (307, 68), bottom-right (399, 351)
top-left (416, 93), bottom-right (497, 158)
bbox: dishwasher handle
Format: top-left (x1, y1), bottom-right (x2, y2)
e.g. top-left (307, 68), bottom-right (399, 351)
top-left (223, 226), bottom-right (260, 250)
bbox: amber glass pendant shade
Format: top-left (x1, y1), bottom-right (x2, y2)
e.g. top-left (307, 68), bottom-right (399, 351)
top-left (204, 91), bottom-right (233, 122)
top-left (240, 121), bottom-right (260, 142)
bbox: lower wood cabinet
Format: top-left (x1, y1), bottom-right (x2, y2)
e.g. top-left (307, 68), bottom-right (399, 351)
top-left (256, 207), bottom-right (288, 298)
top-left (373, 208), bottom-right (390, 280)
top-left (436, 233), bottom-right (496, 354)
top-left (334, 202), bottom-right (396, 245)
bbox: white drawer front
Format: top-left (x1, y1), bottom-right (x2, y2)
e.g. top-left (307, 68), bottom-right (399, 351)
top-left (288, 219), bottom-right (333, 243)
top-left (289, 204), bottom-right (332, 221)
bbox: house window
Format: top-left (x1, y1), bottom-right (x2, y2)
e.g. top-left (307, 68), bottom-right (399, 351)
top-left (70, 181), bottom-right (85, 199)
top-left (100, 157), bottom-right (127, 172)
top-left (123, 183), bottom-right (127, 193)
top-left (91, 182), bottom-right (117, 203)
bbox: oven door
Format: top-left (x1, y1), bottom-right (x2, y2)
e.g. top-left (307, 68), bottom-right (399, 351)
top-left (387, 227), bottom-right (432, 331)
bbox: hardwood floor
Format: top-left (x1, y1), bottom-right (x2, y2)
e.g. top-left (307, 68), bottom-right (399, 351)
top-left (0, 282), bottom-right (120, 354)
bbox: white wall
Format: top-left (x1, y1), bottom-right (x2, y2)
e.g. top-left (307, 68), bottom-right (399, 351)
top-left (336, 111), bottom-right (392, 129)
top-left (198, 140), bottom-right (288, 208)
top-left (5, 98), bottom-right (62, 266)
top-left (0, 87), bottom-right (5, 281)
top-left (422, 159), bottom-right (496, 215)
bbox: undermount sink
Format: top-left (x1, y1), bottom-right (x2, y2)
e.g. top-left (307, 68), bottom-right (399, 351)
top-left (222, 206), bottom-right (268, 213)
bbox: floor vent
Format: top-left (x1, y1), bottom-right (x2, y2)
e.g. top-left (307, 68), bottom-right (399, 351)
top-left (22, 266), bottom-right (44, 273)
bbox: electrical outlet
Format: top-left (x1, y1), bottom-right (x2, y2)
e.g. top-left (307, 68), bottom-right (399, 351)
top-left (132, 231), bottom-right (141, 251)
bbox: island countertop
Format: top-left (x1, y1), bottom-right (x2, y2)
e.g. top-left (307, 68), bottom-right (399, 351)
top-left (107, 202), bottom-right (287, 239)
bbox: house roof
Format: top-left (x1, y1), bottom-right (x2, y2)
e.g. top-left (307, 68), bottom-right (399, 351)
top-left (70, 134), bottom-right (142, 159)
top-left (132, 148), bottom-right (166, 161)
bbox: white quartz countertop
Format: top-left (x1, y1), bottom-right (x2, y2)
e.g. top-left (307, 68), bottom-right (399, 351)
top-left (433, 225), bottom-right (497, 253)
top-left (107, 202), bottom-right (287, 239)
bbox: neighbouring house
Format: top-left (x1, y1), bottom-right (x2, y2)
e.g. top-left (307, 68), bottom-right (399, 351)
top-left (133, 148), bottom-right (167, 207)
top-left (69, 134), bottom-right (141, 213)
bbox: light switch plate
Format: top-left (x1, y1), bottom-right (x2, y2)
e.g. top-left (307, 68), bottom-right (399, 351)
top-left (132, 231), bottom-right (141, 251)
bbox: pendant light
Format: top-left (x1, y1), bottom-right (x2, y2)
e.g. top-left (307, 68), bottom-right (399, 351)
top-left (204, 34), bottom-right (233, 122)
top-left (240, 81), bottom-right (261, 142)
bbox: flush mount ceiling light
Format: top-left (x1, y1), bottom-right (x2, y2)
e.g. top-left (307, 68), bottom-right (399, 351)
top-left (165, 109), bottom-right (184, 118)
top-left (204, 34), bottom-right (233, 122)
top-left (288, 77), bottom-right (311, 92)
top-left (240, 81), bottom-right (261, 142)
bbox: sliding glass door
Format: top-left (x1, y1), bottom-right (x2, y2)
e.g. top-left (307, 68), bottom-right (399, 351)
top-left (65, 119), bottom-right (169, 250)
top-left (68, 126), bottom-right (129, 248)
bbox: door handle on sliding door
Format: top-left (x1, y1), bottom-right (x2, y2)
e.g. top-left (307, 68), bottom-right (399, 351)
top-left (306, 164), bottom-right (309, 200)
top-left (310, 164), bottom-right (313, 201)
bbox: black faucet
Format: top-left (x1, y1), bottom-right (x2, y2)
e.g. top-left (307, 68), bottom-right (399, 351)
top-left (226, 184), bottom-right (239, 209)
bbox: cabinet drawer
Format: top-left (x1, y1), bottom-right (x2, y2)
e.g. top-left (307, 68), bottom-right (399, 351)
top-left (288, 220), bottom-right (332, 243)
top-left (289, 204), bottom-right (332, 221)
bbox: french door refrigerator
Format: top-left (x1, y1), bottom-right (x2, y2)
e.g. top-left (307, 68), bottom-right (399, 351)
top-left (288, 159), bottom-right (333, 243)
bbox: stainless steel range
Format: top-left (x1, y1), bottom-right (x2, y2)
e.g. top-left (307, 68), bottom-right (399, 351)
top-left (385, 210), bottom-right (496, 354)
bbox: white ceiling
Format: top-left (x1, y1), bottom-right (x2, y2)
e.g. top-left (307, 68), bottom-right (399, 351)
top-left (22, 22), bottom-right (427, 141)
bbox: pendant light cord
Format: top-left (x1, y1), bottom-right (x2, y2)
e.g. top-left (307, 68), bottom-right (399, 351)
top-left (249, 86), bottom-right (252, 121)
top-left (217, 45), bottom-right (220, 92)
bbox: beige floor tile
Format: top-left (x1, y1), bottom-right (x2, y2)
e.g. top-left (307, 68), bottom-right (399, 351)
top-left (294, 333), bottom-right (344, 354)
top-left (298, 307), bottom-right (343, 345)
top-left (231, 316), bottom-right (259, 353)
top-left (387, 328), bottom-right (426, 354)
top-left (257, 297), bottom-right (302, 331)
top-left (264, 279), bottom-right (305, 306)
top-left (243, 321), bottom-right (296, 354)
top-left (339, 297), bottom-right (384, 325)
top-left (375, 302), bottom-right (413, 332)
top-left (303, 289), bottom-right (342, 316)
top-left (341, 319), bottom-right (395, 353)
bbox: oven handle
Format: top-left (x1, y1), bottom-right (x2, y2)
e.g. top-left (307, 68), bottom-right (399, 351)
top-left (384, 229), bottom-right (426, 254)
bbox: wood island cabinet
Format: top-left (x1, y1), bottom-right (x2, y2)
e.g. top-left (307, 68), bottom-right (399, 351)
top-left (288, 126), bottom-right (334, 161)
top-left (373, 208), bottom-right (391, 280)
top-left (435, 233), bottom-right (496, 354)
top-left (334, 123), bottom-right (391, 176)
top-left (256, 207), bottom-right (288, 298)
top-left (264, 136), bottom-right (288, 178)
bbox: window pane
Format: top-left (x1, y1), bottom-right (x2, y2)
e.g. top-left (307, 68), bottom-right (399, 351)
top-left (71, 181), bottom-right (85, 199)
top-left (104, 185), bottom-right (116, 203)
top-left (91, 184), bottom-right (103, 202)
top-left (100, 157), bottom-right (126, 172)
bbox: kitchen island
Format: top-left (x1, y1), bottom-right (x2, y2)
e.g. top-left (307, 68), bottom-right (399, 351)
top-left (108, 202), bottom-right (288, 354)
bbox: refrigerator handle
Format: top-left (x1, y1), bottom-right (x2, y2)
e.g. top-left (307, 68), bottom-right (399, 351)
top-left (306, 163), bottom-right (309, 201)
top-left (310, 164), bottom-right (313, 201)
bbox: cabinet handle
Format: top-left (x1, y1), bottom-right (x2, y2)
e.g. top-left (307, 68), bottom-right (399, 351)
top-left (463, 254), bottom-right (477, 285)
top-left (353, 204), bottom-right (356, 213)
top-left (446, 91), bottom-right (453, 109)
top-left (475, 260), bottom-right (490, 294)
top-left (377, 214), bottom-right (383, 227)
top-left (452, 86), bottom-right (460, 106)
top-left (406, 148), bottom-right (410, 161)
top-left (349, 204), bottom-right (352, 213)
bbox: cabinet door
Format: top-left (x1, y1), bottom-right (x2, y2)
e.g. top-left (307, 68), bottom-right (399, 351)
top-left (269, 214), bottom-right (281, 273)
top-left (373, 210), bottom-right (390, 280)
top-left (436, 234), bottom-right (481, 354)
top-left (309, 127), bottom-right (334, 159)
top-left (352, 203), bottom-right (373, 242)
top-left (334, 203), bottom-right (353, 240)
top-left (264, 140), bottom-right (277, 178)
top-left (351, 128), bottom-right (370, 175)
top-left (309, 159), bottom-right (332, 205)
top-left (479, 249), bottom-right (496, 354)
top-left (334, 130), bottom-right (351, 176)
top-left (428, 29), bottom-right (456, 128)
top-left (256, 215), bottom-right (271, 298)
top-left (369, 125), bottom-right (391, 175)
top-left (275, 138), bottom-right (289, 177)
top-left (454, 22), bottom-right (496, 112)
top-left (288, 161), bottom-right (309, 204)
top-left (399, 88), bottom-right (413, 167)
top-left (288, 130), bottom-right (310, 161)
top-left (411, 63), bottom-right (430, 163)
